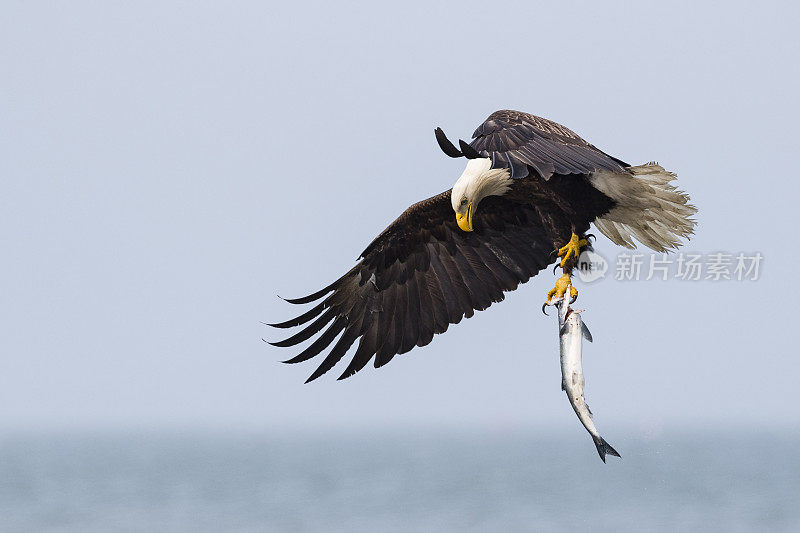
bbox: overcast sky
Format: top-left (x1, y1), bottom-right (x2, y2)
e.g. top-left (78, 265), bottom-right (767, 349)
top-left (1, 1), bottom-right (798, 434)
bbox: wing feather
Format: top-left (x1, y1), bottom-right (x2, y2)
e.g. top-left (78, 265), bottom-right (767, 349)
top-left (451, 247), bottom-right (491, 311)
top-left (382, 280), bottom-right (407, 365)
top-left (426, 243), bottom-right (464, 324)
top-left (270, 307), bottom-right (336, 348)
top-left (338, 317), bottom-right (379, 380)
top-left (422, 260), bottom-right (449, 334)
top-left (373, 282), bottom-right (398, 362)
top-left (414, 271), bottom-right (436, 347)
top-left (402, 274), bottom-right (421, 354)
top-left (271, 189), bottom-right (554, 381)
top-left (281, 316), bottom-right (347, 364)
top-left (435, 244), bottom-right (474, 319)
top-left (469, 110), bottom-right (628, 179)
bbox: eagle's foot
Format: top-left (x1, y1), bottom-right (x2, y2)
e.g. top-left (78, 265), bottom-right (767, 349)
top-left (545, 273), bottom-right (578, 305)
top-left (558, 233), bottom-right (589, 269)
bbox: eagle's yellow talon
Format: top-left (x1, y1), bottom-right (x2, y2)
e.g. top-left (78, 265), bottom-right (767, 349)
top-left (545, 273), bottom-right (576, 305)
top-left (545, 233), bottom-right (588, 306)
top-left (557, 233), bottom-right (589, 268)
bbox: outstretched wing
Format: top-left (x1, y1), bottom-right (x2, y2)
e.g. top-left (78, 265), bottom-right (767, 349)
top-left (469, 110), bottom-right (629, 179)
top-left (269, 190), bottom-right (554, 382)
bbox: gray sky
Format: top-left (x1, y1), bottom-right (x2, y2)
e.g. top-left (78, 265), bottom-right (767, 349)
top-left (1, 1), bottom-right (798, 433)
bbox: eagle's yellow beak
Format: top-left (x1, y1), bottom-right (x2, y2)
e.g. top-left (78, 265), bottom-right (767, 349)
top-left (456, 203), bottom-right (473, 232)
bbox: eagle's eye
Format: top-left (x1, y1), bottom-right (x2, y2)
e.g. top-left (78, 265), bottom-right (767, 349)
top-left (459, 197), bottom-right (468, 209)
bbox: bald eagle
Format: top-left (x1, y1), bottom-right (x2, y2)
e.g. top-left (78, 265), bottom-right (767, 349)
top-left (270, 110), bottom-right (696, 382)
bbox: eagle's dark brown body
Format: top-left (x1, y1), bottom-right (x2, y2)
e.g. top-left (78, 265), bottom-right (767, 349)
top-left (504, 175), bottom-right (616, 248)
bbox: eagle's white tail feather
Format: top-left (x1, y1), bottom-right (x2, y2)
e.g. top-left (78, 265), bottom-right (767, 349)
top-left (590, 163), bottom-right (697, 252)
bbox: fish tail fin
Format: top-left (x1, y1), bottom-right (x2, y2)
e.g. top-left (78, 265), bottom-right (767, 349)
top-left (592, 436), bottom-right (621, 463)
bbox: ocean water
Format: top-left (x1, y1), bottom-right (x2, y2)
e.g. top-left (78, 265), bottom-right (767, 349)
top-left (0, 429), bottom-right (798, 532)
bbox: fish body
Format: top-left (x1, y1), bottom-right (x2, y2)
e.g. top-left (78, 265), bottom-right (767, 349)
top-left (557, 297), bottom-right (620, 462)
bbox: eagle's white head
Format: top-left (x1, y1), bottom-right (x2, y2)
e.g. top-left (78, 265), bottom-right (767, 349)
top-left (451, 158), bottom-right (512, 232)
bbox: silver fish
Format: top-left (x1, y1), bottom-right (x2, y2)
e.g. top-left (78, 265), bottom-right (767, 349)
top-left (557, 297), bottom-right (620, 462)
